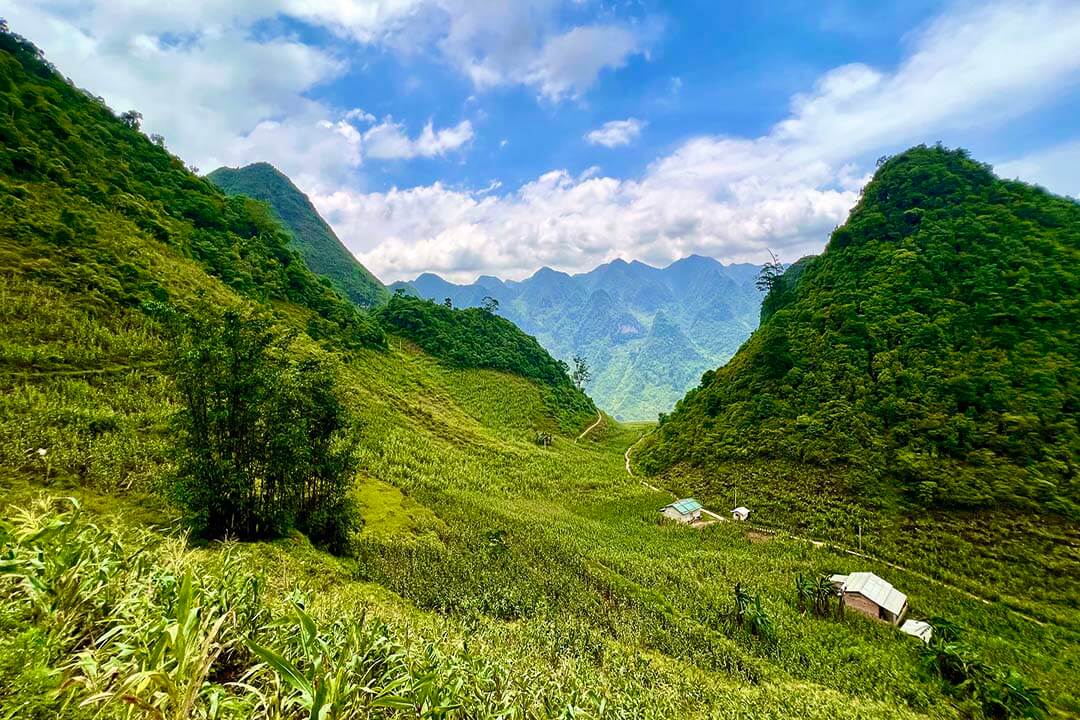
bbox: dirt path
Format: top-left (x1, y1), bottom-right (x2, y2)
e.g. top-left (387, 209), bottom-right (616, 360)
top-left (575, 410), bottom-right (604, 443)
top-left (621, 431), bottom-right (1051, 628)
top-left (0, 361), bottom-right (166, 379)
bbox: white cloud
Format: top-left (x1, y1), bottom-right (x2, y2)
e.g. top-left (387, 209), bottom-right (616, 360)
top-left (586, 118), bottom-right (645, 148)
top-left (312, 0), bottom-right (1080, 282)
top-left (363, 118), bottom-right (475, 159)
top-left (344, 108), bottom-right (377, 124)
top-left (431, 1), bottom-right (656, 100)
top-left (995, 139), bottom-right (1080, 198)
top-left (5, 0), bottom-right (651, 198)
top-left (524, 24), bottom-right (645, 100)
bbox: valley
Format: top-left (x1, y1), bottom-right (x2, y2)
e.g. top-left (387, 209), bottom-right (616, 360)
top-left (391, 257), bottom-right (763, 421)
top-left (1, 20), bottom-right (1078, 720)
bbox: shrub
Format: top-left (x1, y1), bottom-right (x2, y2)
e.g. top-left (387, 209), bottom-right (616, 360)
top-left (168, 307), bottom-right (359, 549)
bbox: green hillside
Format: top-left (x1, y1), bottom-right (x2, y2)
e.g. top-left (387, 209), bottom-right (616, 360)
top-left (2, 28), bottom-right (1078, 720)
top-left (207, 162), bottom-right (388, 308)
top-left (377, 293), bottom-right (595, 431)
top-left (639, 145), bottom-right (1080, 515)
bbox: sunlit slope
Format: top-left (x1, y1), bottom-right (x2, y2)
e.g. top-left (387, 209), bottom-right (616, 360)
top-left (2, 26), bottom-right (1078, 719)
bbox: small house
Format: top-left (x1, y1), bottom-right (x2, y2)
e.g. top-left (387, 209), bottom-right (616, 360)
top-left (829, 572), bottom-right (908, 625)
top-left (731, 506), bottom-right (750, 521)
top-left (900, 619), bottom-right (933, 644)
top-left (661, 498), bottom-right (702, 524)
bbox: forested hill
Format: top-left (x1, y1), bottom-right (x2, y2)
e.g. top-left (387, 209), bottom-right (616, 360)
top-left (0, 28), bottom-right (385, 351)
top-left (378, 293), bottom-right (595, 427)
top-left (207, 163), bottom-right (388, 308)
top-left (639, 145), bottom-right (1080, 516)
top-left (0, 26), bottom-right (589, 418)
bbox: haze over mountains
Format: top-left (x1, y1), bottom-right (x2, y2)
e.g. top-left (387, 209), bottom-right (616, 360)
top-left (392, 257), bottom-right (764, 420)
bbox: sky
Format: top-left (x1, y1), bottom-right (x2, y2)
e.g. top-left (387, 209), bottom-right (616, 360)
top-left (6, 0), bottom-right (1080, 283)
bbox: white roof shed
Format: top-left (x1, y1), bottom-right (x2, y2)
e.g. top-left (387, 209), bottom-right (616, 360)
top-left (900, 619), bottom-right (933, 643)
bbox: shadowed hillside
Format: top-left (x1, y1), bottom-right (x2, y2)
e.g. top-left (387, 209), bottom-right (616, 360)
top-left (207, 162), bottom-right (388, 308)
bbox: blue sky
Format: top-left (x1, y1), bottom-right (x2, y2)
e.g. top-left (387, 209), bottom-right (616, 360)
top-left (8, 1), bottom-right (1080, 282)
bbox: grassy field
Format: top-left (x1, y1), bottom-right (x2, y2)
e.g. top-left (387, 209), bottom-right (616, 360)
top-left (3, 277), bottom-right (1078, 718)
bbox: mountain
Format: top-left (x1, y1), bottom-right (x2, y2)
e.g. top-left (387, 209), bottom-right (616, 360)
top-left (3, 29), bottom-right (1078, 719)
top-left (638, 145), bottom-right (1080, 516)
top-left (207, 162), bottom-right (388, 307)
top-left (391, 255), bottom-right (764, 420)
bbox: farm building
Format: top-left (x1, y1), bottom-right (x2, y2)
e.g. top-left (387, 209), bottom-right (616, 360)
top-left (829, 572), bottom-right (908, 625)
top-left (731, 506), bottom-right (750, 521)
top-left (661, 498), bottom-right (702, 523)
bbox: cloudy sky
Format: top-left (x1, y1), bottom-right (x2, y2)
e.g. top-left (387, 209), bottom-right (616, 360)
top-left (7, 0), bottom-right (1080, 282)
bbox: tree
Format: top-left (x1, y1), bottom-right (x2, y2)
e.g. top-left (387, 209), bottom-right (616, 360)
top-left (443, 297), bottom-right (453, 309)
top-left (571, 354), bottom-right (591, 390)
top-left (149, 133), bottom-right (166, 148)
top-left (481, 295), bottom-right (499, 313)
top-left (167, 307), bottom-right (359, 551)
top-left (754, 249), bottom-right (787, 293)
top-left (119, 109), bottom-right (142, 129)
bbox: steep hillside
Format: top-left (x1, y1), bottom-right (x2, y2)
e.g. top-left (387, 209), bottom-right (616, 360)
top-left (377, 293), bottom-right (595, 430)
top-left (207, 162), bottom-right (388, 307)
top-left (639, 145), bottom-right (1080, 515)
top-left (393, 255), bottom-right (764, 420)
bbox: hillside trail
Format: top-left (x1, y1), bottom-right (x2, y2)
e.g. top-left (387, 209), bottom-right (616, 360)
top-left (0, 361), bottom-right (166, 379)
top-left (575, 410), bottom-right (604, 443)
top-left (621, 430), bottom-right (1051, 629)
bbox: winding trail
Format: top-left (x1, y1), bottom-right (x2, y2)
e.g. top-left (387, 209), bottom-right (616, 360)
top-left (621, 430), bottom-right (1052, 629)
top-left (575, 410), bottom-right (604, 443)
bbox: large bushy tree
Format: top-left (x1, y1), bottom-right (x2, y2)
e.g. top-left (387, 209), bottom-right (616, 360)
top-left (169, 308), bottom-right (359, 550)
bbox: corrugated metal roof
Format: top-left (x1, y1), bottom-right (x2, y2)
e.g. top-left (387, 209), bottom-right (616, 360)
top-left (666, 498), bottom-right (702, 515)
top-left (900, 620), bottom-right (933, 643)
top-left (840, 572), bottom-right (907, 616)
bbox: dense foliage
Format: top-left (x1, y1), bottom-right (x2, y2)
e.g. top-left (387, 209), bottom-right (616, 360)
top-left (378, 293), bottom-right (595, 428)
top-left (394, 256), bottom-right (763, 420)
top-left (208, 162), bottom-right (388, 308)
top-left (0, 26), bottom-right (384, 353)
top-left (167, 308), bottom-right (359, 549)
top-left (640, 146), bottom-right (1080, 515)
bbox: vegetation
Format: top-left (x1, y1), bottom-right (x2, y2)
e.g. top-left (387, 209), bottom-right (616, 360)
top-left (640, 145), bottom-right (1080, 516)
top-left (1, 29), bottom-right (1078, 720)
top-left (207, 162), bottom-right (388, 308)
top-left (377, 293), bottom-right (595, 431)
top-left (571, 354), bottom-right (592, 390)
top-left (166, 307), bottom-right (359, 549)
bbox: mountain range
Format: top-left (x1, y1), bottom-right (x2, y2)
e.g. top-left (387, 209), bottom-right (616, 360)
top-left (392, 256), bottom-right (764, 420)
top-left (4, 25), bottom-right (1079, 718)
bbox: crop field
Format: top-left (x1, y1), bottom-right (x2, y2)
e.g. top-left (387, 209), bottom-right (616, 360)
top-left (3, 301), bottom-right (1078, 719)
